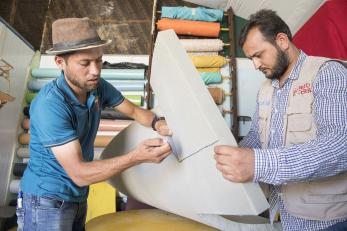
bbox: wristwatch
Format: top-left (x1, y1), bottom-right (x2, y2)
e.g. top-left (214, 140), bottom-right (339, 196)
top-left (151, 115), bottom-right (165, 131)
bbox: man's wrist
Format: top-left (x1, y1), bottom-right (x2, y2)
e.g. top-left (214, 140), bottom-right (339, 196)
top-left (151, 115), bottom-right (165, 131)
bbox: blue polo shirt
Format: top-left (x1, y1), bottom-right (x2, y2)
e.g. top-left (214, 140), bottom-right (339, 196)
top-left (21, 72), bottom-right (124, 202)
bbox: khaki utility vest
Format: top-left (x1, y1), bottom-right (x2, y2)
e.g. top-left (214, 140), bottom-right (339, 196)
top-left (258, 56), bottom-right (347, 220)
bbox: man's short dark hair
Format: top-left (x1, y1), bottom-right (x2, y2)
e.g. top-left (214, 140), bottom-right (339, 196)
top-left (56, 51), bottom-right (76, 63)
top-left (239, 9), bottom-right (292, 48)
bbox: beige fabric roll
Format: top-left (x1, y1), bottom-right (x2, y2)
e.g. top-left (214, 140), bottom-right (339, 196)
top-left (180, 39), bottom-right (224, 52)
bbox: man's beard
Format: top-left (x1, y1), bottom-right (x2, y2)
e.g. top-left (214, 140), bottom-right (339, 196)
top-left (65, 69), bottom-right (98, 92)
top-left (264, 46), bottom-right (289, 80)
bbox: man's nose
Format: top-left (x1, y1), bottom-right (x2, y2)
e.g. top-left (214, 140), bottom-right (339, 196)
top-left (89, 62), bottom-right (101, 75)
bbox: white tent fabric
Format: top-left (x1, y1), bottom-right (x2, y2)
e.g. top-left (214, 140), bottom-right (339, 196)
top-left (183, 0), bottom-right (325, 34)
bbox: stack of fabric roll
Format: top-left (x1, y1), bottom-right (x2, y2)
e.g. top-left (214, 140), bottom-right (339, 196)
top-left (10, 55), bottom-right (146, 196)
top-left (156, 6), bottom-right (233, 119)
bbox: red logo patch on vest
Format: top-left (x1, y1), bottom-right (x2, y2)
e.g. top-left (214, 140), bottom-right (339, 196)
top-left (293, 83), bottom-right (312, 96)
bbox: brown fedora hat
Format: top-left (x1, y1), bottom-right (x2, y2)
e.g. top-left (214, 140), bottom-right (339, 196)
top-left (46, 17), bottom-right (112, 55)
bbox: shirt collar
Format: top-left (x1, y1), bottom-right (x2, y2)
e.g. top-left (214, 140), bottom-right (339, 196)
top-left (56, 71), bottom-right (96, 108)
top-left (272, 50), bottom-right (307, 88)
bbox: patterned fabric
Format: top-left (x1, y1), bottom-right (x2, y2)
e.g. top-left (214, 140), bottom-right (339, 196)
top-left (240, 51), bottom-right (347, 231)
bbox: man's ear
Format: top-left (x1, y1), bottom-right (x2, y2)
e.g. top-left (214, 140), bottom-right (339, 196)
top-left (54, 56), bottom-right (65, 69)
top-left (275, 33), bottom-right (289, 50)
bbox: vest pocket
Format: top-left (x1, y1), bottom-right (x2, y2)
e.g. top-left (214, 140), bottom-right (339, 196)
top-left (286, 113), bottom-right (315, 144)
top-left (303, 173), bottom-right (347, 204)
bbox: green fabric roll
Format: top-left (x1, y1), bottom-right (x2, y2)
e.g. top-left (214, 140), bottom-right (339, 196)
top-left (199, 72), bottom-right (222, 85)
top-left (161, 6), bottom-right (223, 22)
top-left (25, 91), bottom-right (36, 104)
top-left (25, 91), bottom-right (142, 106)
top-left (31, 68), bottom-right (145, 80)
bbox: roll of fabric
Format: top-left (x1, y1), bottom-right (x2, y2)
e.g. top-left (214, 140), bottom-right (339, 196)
top-left (25, 92), bottom-right (143, 106)
top-left (99, 119), bottom-right (132, 131)
top-left (31, 68), bottom-right (145, 80)
top-left (101, 109), bottom-right (133, 120)
top-left (9, 180), bottom-right (20, 194)
top-left (17, 147), bottom-right (30, 158)
top-left (25, 92), bottom-right (36, 104)
top-left (180, 39), bottom-right (224, 52)
top-left (28, 78), bottom-right (145, 92)
top-left (96, 131), bottom-right (119, 136)
top-left (18, 133), bottom-right (113, 147)
top-left (190, 55), bottom-right (228, 68)
top-left (157, 18), bottom-right (220, 37)
top-left (208, 87), bottom-right (230, 105)
top-left (18, 133), bottom-right (30, 145)
top-left (124, 95), bottom-right (143, 106)
top-left (13, 163), bottom-right (27, 177)
top-left (23, 106), bottom-right (30, 117)
top-left (94, 136), bottom-right (114, 147)
top-left (187, 52), bottom-right (219, 56)
top-left (22, 117), bottom-right (30, 130)
top-left (161, 6), bottom-right (223, 22)
top-left (197, 67), bottom-right (220, 72)
top-left (199, 72), bottom-right (222, 85)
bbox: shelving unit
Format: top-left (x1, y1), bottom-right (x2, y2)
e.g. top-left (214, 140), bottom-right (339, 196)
top-left (146, 1), bottom-right (239, 138)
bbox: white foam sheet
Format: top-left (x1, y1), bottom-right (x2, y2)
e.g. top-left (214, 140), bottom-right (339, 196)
top-left (102, 123), bottom-right (279, 230)
top-left (101, 30), bottom-right (274, 229)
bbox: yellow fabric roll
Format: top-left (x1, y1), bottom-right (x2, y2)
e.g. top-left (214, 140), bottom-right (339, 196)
top-left (190, 55), bottom-right (228, 68)
top-left (86, 209), bottom-right (217, 231)
top-left (197, 67), bottom-right (220, 72)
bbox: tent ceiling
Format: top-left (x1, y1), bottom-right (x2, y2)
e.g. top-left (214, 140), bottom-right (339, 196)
top-left (184, 0), bottom-right (325, 34)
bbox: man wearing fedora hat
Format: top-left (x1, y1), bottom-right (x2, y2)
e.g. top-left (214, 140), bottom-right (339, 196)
top-left (18, 17), bottom-right (172, 231)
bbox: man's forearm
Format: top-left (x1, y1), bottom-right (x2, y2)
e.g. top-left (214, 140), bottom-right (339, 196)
top-left (71, 153), bottom-right (138, 187)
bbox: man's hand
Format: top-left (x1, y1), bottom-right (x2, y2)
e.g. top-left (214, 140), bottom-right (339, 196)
top-left (130, 138), bottom-right (171, 164)
top-left (214, 145), bottom-right (255, 182)
top-left (154, 119), bottom-right (172, 136)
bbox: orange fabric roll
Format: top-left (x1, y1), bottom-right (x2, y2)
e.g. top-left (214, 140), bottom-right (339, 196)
top-left (208, 87), bottom-right (225, 105)
top-left (157, 18), bottom-right (220, 37)
top-left (18, 133), bottom-right (113, 147)
top-left (99, 119), bottom-right (132, 131)
top-left (22, 118), bottom-right (30, 130)
top-left (18, 133), bottom-right (30, 145)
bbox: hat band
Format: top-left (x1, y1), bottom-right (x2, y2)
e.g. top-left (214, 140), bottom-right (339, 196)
top-left (53, 37), bottom-right (102, 51)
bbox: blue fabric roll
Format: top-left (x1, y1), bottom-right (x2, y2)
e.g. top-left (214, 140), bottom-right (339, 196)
top-left (161, 6), bottom-right (223, 22)
top-left (199, 72), bottom-right (222, 85)
top-left (28, 79), bottom-right (145, 92)
top-left (31, 68), bottom-right (145, 80)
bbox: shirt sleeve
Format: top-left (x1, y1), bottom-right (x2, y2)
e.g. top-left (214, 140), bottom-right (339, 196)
top-left (254, 61), bottom-right (347, 185)
top-left (239, 92), bottom-right (262, 149)
top-left (30, 99), bottom-right (78, 148)
top-left (99, 78), bottom-right (125, 108)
